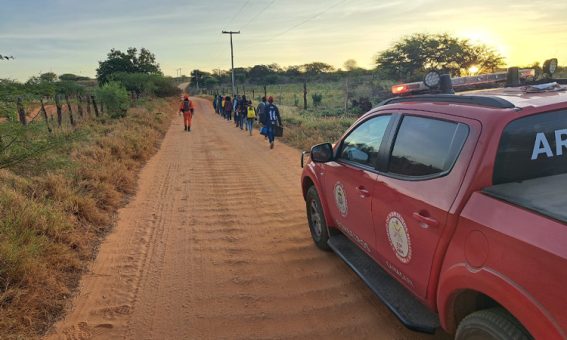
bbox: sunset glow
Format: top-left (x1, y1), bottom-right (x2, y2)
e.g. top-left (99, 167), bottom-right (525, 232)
top-left (0, 0), bottom-right (566, 80)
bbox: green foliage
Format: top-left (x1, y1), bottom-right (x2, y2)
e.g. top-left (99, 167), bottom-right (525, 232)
top-left (303, 62), bottom-right (335, 76)
top-left (375, 33), bottom-right (504, 81)
top-left (55, 80), bottom-right (85, 96)
top-left (39, 72), bottom-right (57, 83)
top-left (109, 72), bottom-right (179, 98)
top-left (150, 76), bottom-right (180, 97)
top-left (59, 73), bottom-right (90, 81)
top-left (96, 47), bottom-right (161, 84)
top-left (0, 121), bottom-right (77, 170)
top-left (312, 93), bottom-right (323, 107)
top-left (95, 82), bottom-right (130, 118)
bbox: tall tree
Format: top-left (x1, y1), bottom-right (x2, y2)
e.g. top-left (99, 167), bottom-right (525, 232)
top-left (343, 59), bottom-right (358, 71)
top-left (96, 47), bottom-right (161, 84)
top-left (375, 33), bottom-right (504, 81)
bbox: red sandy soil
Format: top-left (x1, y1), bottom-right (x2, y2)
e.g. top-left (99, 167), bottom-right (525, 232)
top-left (45, 98), bottom-right (449, 340)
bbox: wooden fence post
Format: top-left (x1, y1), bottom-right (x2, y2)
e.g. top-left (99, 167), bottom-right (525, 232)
top-left (86, 95), bottom-right (91, 116)
top-left (303, 80), bottom-right (308, 110)
top-left (263, 85), bottom-right (267, 98)
top-left (65, 95), bottom-right (75, 126)
top-left (77, 94), bottom-right (84, 117)
top-left (16, 97), bottom-right (27, 126)
top-left (252, 89), bottom-right (255, 99)
top-left (91, 95), bottom-right (99, 117)
top-left (100, 100), bottom-right (104, 114)
top-left (40, 99), bottom-right (52, 133)
top-left (55, 95), bottom-right (63, 127)
top-left (344, 78), bottom-right (349, 113)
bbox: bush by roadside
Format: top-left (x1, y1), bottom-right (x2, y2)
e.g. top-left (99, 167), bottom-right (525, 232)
top-left (0, 98), bottom-right (176, 338)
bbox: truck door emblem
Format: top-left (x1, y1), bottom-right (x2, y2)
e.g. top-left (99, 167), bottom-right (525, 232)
top-left (334, 182), bottom-right (348, 217)
top-left (386, 212), bottom-right (412, 263)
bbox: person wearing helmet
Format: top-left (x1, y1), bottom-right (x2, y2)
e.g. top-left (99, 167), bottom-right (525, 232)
top-left (179, 95), bottom-right (195, 131)
top-left (264, 96), bottom-right (282, 149)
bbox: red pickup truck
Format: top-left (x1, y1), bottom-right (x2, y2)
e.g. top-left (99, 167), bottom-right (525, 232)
top-left (301, 71), bottom-right (567, 339)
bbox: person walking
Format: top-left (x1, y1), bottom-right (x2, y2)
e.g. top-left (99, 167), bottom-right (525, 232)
top-left (217, 95), bottom-right (222, 114)
top-left (233, 95), bottom-right (240, 127)
top-left (246, 100), bottom-right (256, 136)
top-left (221, 96), bottom-right (227, 117)
top-left (239, 95), bottom-right (248, 131)
top-left (256, 96), bottom-right (267, 136)
top-left (179, 95), bottom-right (195, 132)
top-left (264, 96), bottom-right (282, 149)
top-left (224, 96), bottom-right (232, 121)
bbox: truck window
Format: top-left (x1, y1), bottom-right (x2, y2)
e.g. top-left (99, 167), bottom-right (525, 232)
top-left (388, 116), bottom-right (469, 178)
top-left (493, 109), bottom-right (567, 184)
top-left (339, 115), bottom-right (391, 168)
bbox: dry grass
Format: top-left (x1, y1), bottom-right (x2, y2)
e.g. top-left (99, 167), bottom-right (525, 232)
top-left (0, 98), bottom-right (176, 339)
top-left (278, 104), bottom-right (356, 151)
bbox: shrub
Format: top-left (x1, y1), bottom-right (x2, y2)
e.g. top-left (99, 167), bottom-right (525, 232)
top-left (109, 73), bottom-right (180, 98)
top-left (312, 93), bottom-right (323, 107)
top-left (95, 82), bottom-right (130, 118)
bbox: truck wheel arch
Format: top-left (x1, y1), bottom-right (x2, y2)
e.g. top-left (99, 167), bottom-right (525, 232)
top-left (438, 265), bottom-right (563, 339)
top-left (302, 174), bottom-right (335, 230)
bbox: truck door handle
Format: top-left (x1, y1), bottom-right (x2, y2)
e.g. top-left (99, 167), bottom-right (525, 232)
top-left (412, 212), bottom-right (439, 228)
top-left (356, 186), bottom-right (370, 198)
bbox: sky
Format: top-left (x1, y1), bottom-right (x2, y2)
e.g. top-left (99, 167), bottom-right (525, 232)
top-left (1, 0), bottom-right (566, 81)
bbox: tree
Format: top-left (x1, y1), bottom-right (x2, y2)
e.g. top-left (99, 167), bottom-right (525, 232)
top-left (375, 33), bottom-right (504, 81)
top-left (248, 65), bottom-right (273, 83)
top-left (96, 47), bottom-right (161, 84)
top-left (303, 62), bottom-right (335, 76)
top-left (343, 59), bottom-right (358, 71)
top-left (40, 72), bottom-right (57, 82)
top-left (59, 73), bottom-right (90, 81)
top-left (190, 69), bottom-right (211, 88)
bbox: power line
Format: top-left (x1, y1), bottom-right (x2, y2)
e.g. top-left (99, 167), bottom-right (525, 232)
top-left (241, 0), bottom-right (277, 29)
top-left (272, 0), bottom-right (347, 39)
top-left (228, 0), bottom-right (251, 25)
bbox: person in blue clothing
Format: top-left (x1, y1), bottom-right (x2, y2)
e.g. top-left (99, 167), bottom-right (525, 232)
top-left (233, 95), bottom-right (241, 127)
top-left (239, 95), bottom-right (248, 131)
top-left (263, 96), bottom-right (282, 149)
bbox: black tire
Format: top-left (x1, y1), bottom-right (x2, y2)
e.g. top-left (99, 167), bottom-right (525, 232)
top-left (306, 186), bottom-right (331, 251)
top-left (456, 308), bottom-right (533, 340)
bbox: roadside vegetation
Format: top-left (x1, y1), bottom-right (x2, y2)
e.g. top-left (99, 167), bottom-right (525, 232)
top-left (0, 47), bottom-right (180, 338)
top-left (190, 33), bottom-right (566, 149)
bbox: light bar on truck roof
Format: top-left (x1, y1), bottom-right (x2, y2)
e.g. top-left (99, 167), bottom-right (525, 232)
top-left (391, 69), bottom-right (535, 95)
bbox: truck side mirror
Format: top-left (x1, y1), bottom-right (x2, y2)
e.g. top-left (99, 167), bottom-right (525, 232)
top-left (311, 143), bottom-right (333, 163)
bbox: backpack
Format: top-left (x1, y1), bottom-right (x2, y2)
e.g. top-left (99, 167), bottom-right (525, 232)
top-left (182, 100), bottom-right (191, 112)
top-left (247, 106), bottom-right (255, 118)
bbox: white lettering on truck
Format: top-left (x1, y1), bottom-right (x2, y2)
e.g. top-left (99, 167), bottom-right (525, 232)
top-left (531, 129), bottom-right (567, 160)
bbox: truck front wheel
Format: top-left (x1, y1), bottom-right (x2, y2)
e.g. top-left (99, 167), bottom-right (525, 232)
top-left (306, 186), bottom-right (330, 251)
top-left (456, 307), bottom-right (532, 340)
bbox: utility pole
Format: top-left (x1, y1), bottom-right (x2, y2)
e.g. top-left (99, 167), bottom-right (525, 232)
top-left (222, 30), bottom-right (240, 95)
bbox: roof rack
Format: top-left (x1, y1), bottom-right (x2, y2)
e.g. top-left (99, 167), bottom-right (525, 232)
top-left (378, 94), bottom-right (516, 109)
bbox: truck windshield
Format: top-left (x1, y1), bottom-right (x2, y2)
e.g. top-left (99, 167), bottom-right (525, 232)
top-left (493, 109), bottom-right (567, 185)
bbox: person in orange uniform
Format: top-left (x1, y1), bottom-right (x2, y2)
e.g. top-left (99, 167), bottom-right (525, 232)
top-left (179, 95), bottom-right (195, 132)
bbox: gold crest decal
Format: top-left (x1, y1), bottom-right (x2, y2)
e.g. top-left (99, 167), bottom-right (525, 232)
top-left (386, 212), bottom-right (412, 263)
top-left (334, 182), bottom-right (348, 217)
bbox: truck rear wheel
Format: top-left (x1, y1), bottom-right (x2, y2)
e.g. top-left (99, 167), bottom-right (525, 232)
top-left (456, 307), bottom-right (532, 340)
top-left (306, 186), bottom-right (330, 251)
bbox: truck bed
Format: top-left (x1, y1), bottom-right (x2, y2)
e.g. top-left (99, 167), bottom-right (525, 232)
top-left (483, 174), bottom-right (567, 224)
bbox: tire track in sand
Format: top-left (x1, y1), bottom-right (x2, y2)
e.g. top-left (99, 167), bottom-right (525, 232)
top-left (46, 98), bottom-right (448, 339)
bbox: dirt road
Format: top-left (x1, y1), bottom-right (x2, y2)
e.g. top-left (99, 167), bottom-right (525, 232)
top-left (47, 98), bottom-right (446, 339)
